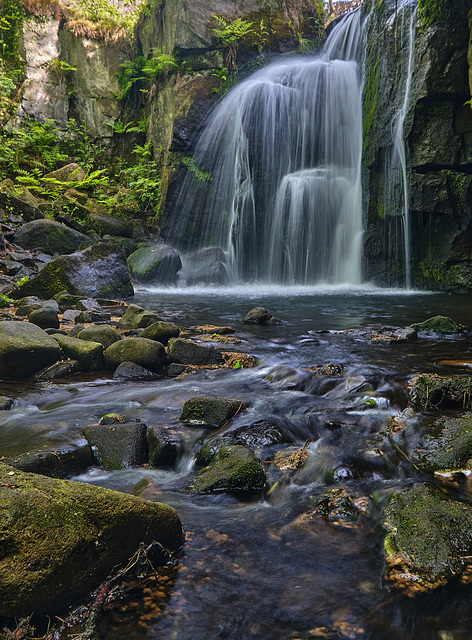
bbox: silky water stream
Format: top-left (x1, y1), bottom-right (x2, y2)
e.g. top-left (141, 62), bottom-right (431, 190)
top-left (3, 287), bottom-right (472, 639)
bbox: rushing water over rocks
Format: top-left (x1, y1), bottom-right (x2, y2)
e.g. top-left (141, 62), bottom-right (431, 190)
top-left (3, 288), bottom-right (472, 638)
top-left (165, 12), bottom-right (363, 285)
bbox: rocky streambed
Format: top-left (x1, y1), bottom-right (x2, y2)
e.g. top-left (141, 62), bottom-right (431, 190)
top-left (2, 282), bottom-right (472, 639)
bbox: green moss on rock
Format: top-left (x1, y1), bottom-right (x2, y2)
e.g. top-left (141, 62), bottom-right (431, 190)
top-left (180, 396), bottom-right (245, 427)
top-left (409, 374), bottom-right (472, 411)
top-left (384, 483), bottom-right (472, 589)
top-left (0, 463), bottom-right (184, 617)
top-left (410, 315), bottom-right (463, 333)
top-left (191, 445), bottom-right (267, 494)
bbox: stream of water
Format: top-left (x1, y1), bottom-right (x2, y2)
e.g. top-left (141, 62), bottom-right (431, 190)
top-left (3, 287), bottom-right (472, 639)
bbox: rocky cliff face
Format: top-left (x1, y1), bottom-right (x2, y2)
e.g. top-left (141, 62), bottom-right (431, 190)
top-left (11, 0), bottom-right (322, 215)
top-left (362, 0), bottom-right (472, 291)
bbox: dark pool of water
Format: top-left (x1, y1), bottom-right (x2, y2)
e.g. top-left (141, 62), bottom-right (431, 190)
top-left (3, 287), bottom-right (472, 640)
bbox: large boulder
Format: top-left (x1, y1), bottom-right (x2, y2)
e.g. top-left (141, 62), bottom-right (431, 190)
top-left (51, 334), bottom-right (105, 371)
top-left (191, 445), bottom-right (267, 494)
top-left (0, 463), bottom-right (184, 617)
top-left (83, 422), bottom-right (148, 469)
top-left (77, 325), bottom-right (122, 350)
top-left (242, 307), bottom-right (281, 325)
top-left (0, 321), bottom-right (61, 379)
top-left (14, 219), bottom-right (91, 255)
top-left (119, 304), bottom-right (159, 329)
top-left (410, 315), bottom-right (463, 334)
top-left (104, 337), bottom-right (166, 372)
top-left (86, 212), bottom-right (133, 238)
top-left (11, 242), bottom-right (134, 300)
top-left (181, 247), bottom-right (229, 285)
top-left (180, 396), bottom-right (245, 427)
top-left (168, 337), bottom-right (223, 365)
top-left (127, 243), bottom-right (182, 284)
top-left (384, 483), bottom-right (472, 591)
top-left (140, 320), bottom-right (180, 344)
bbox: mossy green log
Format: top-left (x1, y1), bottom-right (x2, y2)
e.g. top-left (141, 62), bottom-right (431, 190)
top-left (0, 463), bottom-right (184, 617)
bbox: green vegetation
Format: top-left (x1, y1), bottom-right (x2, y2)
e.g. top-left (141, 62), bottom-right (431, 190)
top-left (181, 155), bottom-right (212, 182)
top-left (362, 50), bottom-right (379, 164)
top-left (417, 0), bottom-right (450, 29)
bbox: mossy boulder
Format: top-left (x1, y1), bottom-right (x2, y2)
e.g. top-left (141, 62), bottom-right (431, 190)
top-left (180, 396), bottom-right (245, 427)
top-left (410, 315), bottom-right (463, 333)
top-left (414, 415), bottom-right (472, 470)
top-left (0, 463), bottom-right (184, 617)
top-left (104, 337), bottom-right (166, 372)
top-left (11, 242), bottom-right (134, 300)
top-left (51, 334), bottom-right (105, 372)
top-left (408, 374), bottom-right (472, 410)
top-left (15, 296), bottom-right (42, 317)
top-left (42, 162), bottom-right (86, 186)
top-left (83, 422), bottom-right (148, 469)
top-left (119, 304), bottom-right (159, 329)
top-left (77, 325), bottom-right (122, 350)
top-left (86, 212), bottom-right (133, 238)
top-left (0, 321), bottom-right (61, 379)
top-left (140, 320), bottom-right (180, 344)
top-left (112, 361), bottom-right (161, 380)
top-left (14, 219), bottom-right (91, 256)
top-left (191, 445), bottom-right (267, 494)
top-left (148, 426), bottom-right (184, 468)
top-left (128, 243), bottom-right (182, 284)
top-left (28, 305), bottom-right (60, 330)
top-left (242, 306), bottom-right (281, 325)
top-left (168, 337), bottom-right (223, 365)
top-left (384, 483), bottom-right (472, 591)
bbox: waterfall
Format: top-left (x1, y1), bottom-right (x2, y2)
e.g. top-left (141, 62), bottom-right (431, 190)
top-left (164, 10), bottom-right (364, 285)
top-left (380, 1), bottom-right (417, 288)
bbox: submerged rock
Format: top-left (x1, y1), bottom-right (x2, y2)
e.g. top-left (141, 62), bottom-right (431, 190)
top-left (0, 321), bottom-right (61, 379)
top-left (384, 483), bottom-right (472, 591)
top-left (180, 396), bottom-right (245, 427)
top-left (191, 445), bottom-right (267, 494)
top-left (410, 315), bottom-right (463, 334)
top-left (0, 463), bottom-right (184, 617)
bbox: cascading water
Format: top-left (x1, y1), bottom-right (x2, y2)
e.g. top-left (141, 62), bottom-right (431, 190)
top-left (386, 1), bottom-right (417, 288)
top-left (164, 10), bottom-right (364, 285)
